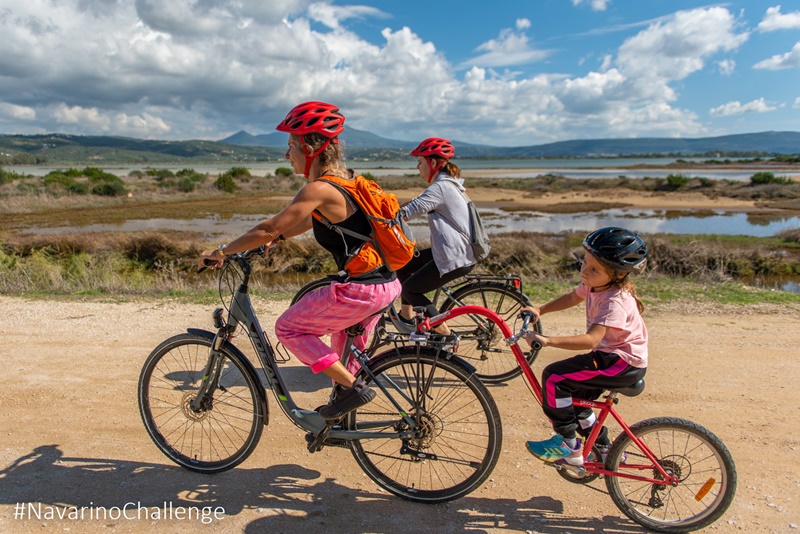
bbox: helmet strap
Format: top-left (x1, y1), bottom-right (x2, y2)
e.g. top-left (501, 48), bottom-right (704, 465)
top-left (426, 157), bottom-right (443, 183)
top-left (303, 138), bottom-right (336, 178)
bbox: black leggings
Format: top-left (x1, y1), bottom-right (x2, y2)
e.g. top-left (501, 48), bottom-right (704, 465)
top-left (541, 351), bottom-right (646, 439)
top-left (396, 248), bottom-right (474, 317)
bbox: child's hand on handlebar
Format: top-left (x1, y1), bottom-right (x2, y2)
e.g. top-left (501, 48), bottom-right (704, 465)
top-left (520, 306), bottom-right (541, 324)
top-left (522, 330), bottom-right (547, 349)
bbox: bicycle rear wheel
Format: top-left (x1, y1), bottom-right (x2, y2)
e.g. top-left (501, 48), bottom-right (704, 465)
top-left (138, 333), bottom-right (265, 473)
top-left (440, 281), bottom-right (540, 383)
top-left (605, 417), bottom-right (737, 532)
top-left (348, 345), bottom-right (502, 503)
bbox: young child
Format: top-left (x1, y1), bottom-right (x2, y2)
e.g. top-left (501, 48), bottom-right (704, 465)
top-left (523, 227), bottom-right (649, 466)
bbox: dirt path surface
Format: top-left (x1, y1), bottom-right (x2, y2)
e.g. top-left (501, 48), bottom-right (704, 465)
top-left (1, 295), bottom-right (798, 533)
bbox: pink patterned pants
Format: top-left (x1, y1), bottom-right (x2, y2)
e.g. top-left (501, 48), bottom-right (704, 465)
top-left (275, 278), bottom-right (402, 374)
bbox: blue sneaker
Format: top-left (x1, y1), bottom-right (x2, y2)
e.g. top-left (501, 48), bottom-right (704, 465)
top-left (526, 435), bottom-right (584, 466)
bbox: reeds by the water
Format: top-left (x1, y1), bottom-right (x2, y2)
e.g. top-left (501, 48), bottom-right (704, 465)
top-left (2, 231), bottom-right (798, 299)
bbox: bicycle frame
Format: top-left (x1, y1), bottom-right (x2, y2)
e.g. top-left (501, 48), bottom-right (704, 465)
top-left (193, 255), bottom-right (444, 444)
top-left (386, 274), bottom-right (523, 334)
top-left (416, 305), bottom-right (679, 487)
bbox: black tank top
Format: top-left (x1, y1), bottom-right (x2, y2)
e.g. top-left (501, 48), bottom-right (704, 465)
top-left (312, 206), bottom-right (394, 283)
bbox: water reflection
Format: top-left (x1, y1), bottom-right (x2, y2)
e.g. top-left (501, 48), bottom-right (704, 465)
top-left (20, 207), bottom-right (798, 239)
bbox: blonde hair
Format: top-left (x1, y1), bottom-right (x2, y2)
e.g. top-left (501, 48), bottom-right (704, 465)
top-left (297, 133), bottom-right (348, 176)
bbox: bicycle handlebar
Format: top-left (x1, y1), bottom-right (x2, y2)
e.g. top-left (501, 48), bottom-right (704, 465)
top-left (506, 310), bottom-right (542, 350)
top-left (196, 245), bottom-right (268, 274)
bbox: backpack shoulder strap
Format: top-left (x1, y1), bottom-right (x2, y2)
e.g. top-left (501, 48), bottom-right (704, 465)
top-left (314, 178), bottom-right (372, 242)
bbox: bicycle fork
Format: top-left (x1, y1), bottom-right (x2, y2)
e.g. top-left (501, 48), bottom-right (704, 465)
top-left (189, 308), bottom-right (237, 413)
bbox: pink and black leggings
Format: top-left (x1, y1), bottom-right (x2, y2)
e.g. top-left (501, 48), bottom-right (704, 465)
top-left (541, 351), bottom-right (646, 439)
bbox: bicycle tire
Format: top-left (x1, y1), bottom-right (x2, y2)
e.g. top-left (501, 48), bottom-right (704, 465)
top-left (290, 277), bottom-right (332, 306)
top-left (138, 333), bottom-right (265, 473)
top-left (604, 417), bottom-right (737, 532)
top-left (347, 345), bottom-right (502, 503)
top-left (439, 281), bottom-right (540, 383)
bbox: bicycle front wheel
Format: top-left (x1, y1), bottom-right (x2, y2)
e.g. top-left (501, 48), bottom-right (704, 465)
top-left (440, 281), bottom-right (539, 383)
top-left (348, 345), bottom-right (502, 503)
top-left (138, 333), bottom-right (265, 473)
top-left (605, 417), bottom-right (737, 532)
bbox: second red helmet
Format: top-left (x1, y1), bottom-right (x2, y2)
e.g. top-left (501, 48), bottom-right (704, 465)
top-left (410, 138), bottom-right (455, 160)
top-left (275, 101), bottom-right (345, 138)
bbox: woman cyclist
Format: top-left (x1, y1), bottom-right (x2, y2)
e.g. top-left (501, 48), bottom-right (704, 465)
top-left (199, 101), bottom-right (401, 420)
top-left (395, 138), bottom-right (476, 336)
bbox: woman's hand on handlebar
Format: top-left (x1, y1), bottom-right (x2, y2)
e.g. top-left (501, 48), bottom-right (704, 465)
top-left (197, 248), bottom-right (225, 272)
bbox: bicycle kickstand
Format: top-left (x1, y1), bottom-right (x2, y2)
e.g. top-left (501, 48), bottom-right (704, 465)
top-left (307, 424), bottom-right (333, 453)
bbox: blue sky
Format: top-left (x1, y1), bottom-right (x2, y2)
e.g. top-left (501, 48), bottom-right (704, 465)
top-left (1, 0), bottom-right (798, 146)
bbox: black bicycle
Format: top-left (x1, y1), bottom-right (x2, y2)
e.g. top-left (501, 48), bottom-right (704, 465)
top-left (292, 274), bottom-right (542, 383)
top-left (138, 246), bottom-right (502, 503)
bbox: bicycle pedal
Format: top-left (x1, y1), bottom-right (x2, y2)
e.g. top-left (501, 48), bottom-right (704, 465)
top-left (304, 431), bottom-right (347, 450)
top-left (306, 426), bottom-right (333, 453)
top-left (549, 462), bottom-right (587, 478)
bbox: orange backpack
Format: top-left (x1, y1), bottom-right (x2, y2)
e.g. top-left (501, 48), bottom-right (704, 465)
top-left (314, 173), bottom-right (416, 275)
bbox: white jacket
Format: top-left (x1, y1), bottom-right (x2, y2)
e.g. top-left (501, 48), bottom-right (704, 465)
top-left (400, 174), bottom-right (476, 275)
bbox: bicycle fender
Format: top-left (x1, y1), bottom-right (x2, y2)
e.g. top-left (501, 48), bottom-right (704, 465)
top-left (186, 328), bottom-right (270, 426)
top-left (366, 345), bottom-right (478, 376)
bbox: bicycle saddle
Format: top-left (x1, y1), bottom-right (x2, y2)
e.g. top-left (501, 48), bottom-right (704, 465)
top-left (611, 379), bottom-right (645, 397)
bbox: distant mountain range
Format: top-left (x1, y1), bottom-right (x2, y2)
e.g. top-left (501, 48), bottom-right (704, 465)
top-left (2, 130), bottom-right (799, 165)
top-left (219, 129), bottom-right (800, 158)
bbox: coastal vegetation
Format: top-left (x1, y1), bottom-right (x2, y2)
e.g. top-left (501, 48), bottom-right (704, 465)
top-left (1, 164), bottom-right (798, 308)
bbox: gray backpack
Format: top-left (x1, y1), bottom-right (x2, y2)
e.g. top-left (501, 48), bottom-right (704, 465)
top-left (441, 180), bottom-right (491, 261)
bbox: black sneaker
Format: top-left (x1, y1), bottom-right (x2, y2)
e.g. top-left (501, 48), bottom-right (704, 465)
top-left (317, 379), bottom-right (376, 420)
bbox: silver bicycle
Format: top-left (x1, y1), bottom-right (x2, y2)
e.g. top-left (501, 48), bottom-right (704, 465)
top-left (138, 246), bottom-right (502, 503)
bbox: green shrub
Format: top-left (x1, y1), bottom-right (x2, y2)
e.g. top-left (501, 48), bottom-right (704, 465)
top-left (666, 174), bottom-right (689, 190)
top-left (362, 172), bottom-right (375, 180)
top-left (177, 177), bottom-right (197, 192)
top-left (176, 168), bottom-right (195, 177)
top-left (229, 166), bottom-right (251, 178)
top-left (214, 173), bottom-right (238, 193)
top-left (275, 167), bottom-right (294, 177)
top-left (92, 180), bottom-right (127, 196)
top-left (750, 172), bottom-right (790, 185)
top-left (146, 168), bottom-right (175, 180)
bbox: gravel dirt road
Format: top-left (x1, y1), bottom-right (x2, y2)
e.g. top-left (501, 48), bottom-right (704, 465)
top-left (1, 295), bottom-right (798, 533)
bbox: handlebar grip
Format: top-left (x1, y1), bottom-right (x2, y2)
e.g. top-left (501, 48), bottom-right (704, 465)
top-left (197, 258), bottom-right (218, 273)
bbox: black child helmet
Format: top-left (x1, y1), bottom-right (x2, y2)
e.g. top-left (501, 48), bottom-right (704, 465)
top-left (583, 227), bottom-right (648, 275)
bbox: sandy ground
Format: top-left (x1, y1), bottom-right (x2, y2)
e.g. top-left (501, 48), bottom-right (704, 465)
top-left (1, 295), bottom-right (798, 533)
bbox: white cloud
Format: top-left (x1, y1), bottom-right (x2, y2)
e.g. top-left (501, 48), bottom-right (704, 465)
top-left (307, 3), bottom-right (389, 30)
top-left (794, 97), bottom-right (800, 108)
top-left (0, 1), bottom-right (760, 144)
top-left (617, 7), bottom-right (748, 82)
top-left (709, 98), bottom-right (777, 117)
top-left (572, 0), bottom-right (609, 12)
top-left (463, 19), bottom-right (552, 68)
top-left (0, 103), bottom-right (36, 120)
top-left (754, 41), bottom-right (800, 69)
top-left (757, 5), bottom-right (800, 32)
top-left (717, 59), bottom-right (736, 75)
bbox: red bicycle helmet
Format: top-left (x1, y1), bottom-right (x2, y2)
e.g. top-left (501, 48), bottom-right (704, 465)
top-left (276, 101), bottom-right (345, 177)
top-left (410, 137), bottom-right (455, 159)
top-left (410, 138), bottom-right (455, 182)
top-left (275, 101), bottom-right (345, 138)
